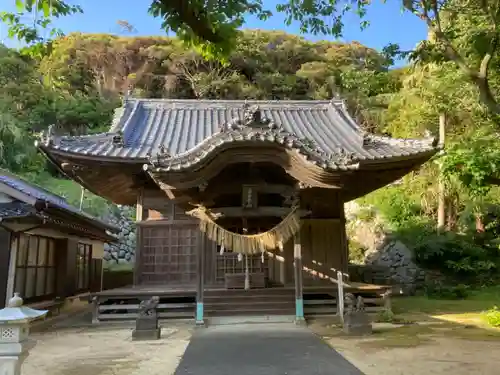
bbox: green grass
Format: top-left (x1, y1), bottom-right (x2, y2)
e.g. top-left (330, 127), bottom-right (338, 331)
top-left (393, 286), bottom-right (500, 317)
top-left (103, 263), bottom-right (134, 272)
top-left (21, 172), bottom-right (111, 217)
top-left (387, 286), bottom-right (500, 336)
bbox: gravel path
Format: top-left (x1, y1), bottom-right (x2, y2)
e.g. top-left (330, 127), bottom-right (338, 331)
top-left (23, 324), bottom-right (192, 375)
top-left (328, 336), bottom-right (500, 375)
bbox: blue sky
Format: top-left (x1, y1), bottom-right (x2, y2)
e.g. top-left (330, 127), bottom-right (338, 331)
top-left (1, 0), bottom-right (427, 59)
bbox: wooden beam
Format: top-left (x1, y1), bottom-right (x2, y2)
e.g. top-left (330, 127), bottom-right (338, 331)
top-left (203, 182), bottom-right (297, 200)
top-left (208, 206), bottom-right (311, 218)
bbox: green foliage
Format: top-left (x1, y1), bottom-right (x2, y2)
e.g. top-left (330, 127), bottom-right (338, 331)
top-left (423, 282), bottom-right (469, 300)
top-left (482, 306), bottom-right (500, 327)
top-left (414, 232), bottom-right (498, 281)
top-left (359, 184), bottom-right (424, 230)
top-left (440, 131), bottom-right (500, 199)
top-left (376, 308), bottom-right (396, 323)
top-left (1, 0), bottom-right (82, 58)
top-left (21, 172), bottom-right (110, 217)
top-left (348, 239), bottom-right (367, 264)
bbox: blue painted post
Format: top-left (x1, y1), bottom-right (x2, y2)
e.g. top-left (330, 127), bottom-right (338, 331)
top-left (196, 232), bottom-right (205, 326)
top-left (294, 232), bottom-right (305, 324)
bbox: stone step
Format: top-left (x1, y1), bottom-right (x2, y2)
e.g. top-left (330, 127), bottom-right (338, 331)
top-left (205, 300), bottom-right (295, 312)
top-left (207, 315), bottom-right (296, 325)
top-left (205, 307), bottom-right (295, 317)
top-left (204, 294), bottom-right (294, 304)
top-left (204, 288), bottom-right (295, 298)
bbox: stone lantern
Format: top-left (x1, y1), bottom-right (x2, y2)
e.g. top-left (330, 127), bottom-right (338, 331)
top-left (0, 293), bottom-right (48, 375)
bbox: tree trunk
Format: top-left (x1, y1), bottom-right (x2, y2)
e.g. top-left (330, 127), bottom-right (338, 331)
top-left (475, 213), bottom-right (485, 233)
top-left (437, 113), bottom-right (446, 232)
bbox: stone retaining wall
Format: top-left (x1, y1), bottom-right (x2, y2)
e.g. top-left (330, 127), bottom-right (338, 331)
top-left (345, 201), bottom-right (425, 294)
top-left (101, 206), bottom-right (136, 266)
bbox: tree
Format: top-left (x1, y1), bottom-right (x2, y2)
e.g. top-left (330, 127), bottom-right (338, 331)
top-left (5, 0), bottom-right (500, 116)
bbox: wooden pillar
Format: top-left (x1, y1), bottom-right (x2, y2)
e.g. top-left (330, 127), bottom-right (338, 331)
top-left (0, 229), bottom-right (13, 308)
top-left (195, 232), bottom-right (205, 325)
top-left (293, 231), bottom-right (305, 324)
top-left (134, 189), bottom-right (145, 286)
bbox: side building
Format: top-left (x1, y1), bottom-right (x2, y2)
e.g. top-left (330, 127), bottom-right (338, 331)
top-left (0, 171), bottom-right (118, 313)
top-left (37, 98), bottom-right (439, 323)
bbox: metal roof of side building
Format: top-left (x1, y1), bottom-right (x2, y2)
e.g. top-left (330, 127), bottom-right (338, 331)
top-left (36, 99), bottom-right (439, 171)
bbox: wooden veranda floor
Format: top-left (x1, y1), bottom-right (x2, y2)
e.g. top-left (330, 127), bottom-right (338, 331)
top-left (93, 281), bottom-right (390, 298)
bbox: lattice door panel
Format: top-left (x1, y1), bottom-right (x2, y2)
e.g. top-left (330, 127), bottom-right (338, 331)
top-left (215, 254), bottom-right (268, 283)
top-left (214, 225), bottom-right (270, 283)
top-left (140, 224), bottom-right (198, 285)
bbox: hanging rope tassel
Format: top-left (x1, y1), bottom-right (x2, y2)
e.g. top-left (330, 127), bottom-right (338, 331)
top-left (219, 243), bottom-right (225, 255)
top-left (260, 240), bottom-right (265, 263)
top-left (237, 253), bottom-right (243, 262)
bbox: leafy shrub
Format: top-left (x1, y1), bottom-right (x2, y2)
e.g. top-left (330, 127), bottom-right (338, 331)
top-left (360, 185), bottom-right (422, 229)
top-left (423, 282), bottom-right (469, 300)
top-left (376, 309), bottom-right (395, 323)
top-left (413, 232), bottom-right (497, 282)
top-left (348, 239), bottom-right (367, 264)
top-left (482, 306), bottom-right (500, 327)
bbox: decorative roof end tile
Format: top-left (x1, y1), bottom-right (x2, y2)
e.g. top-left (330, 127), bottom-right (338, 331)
top-left (112, 131), bottom-right (124, 147)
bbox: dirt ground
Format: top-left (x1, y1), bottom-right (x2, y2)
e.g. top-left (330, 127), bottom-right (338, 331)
top-left (309, 319), bottom-right (500, 375)
top-left (23, 323), bottom-right (193, 375)
top-left (20, 309), bottom-right (500, 375)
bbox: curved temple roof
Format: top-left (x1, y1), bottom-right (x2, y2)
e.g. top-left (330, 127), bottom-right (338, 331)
top-left (38, 99), bottom-right (439, 172)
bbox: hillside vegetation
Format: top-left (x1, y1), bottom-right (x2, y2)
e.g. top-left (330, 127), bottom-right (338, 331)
top-left (2, 29), bottom-right (500, 291)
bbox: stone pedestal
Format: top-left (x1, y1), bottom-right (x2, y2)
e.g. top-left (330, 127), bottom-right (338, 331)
top-left (343, 311), bottom-right (372, 335)
top-left (132, 316), bottom-right (161, 341)
top-left (132, 296), bottom-right (161, 341)
top-left (0, 340), bottom-right (35, 375)
top-left (342, 293), bottom-right (372, 336)
top-left (0, 293), bottom-right (47, 375)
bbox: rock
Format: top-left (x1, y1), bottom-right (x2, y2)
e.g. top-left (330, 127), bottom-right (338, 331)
top-left (101, 205), bottom-right (137, 265)
top-left (346, 203), bottom-right (425, 290)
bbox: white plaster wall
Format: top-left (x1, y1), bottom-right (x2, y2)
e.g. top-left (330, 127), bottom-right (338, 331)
top-left (4, 225), bottom-right (105, 259)
top-left (0, 192), bottom-right (13, 203)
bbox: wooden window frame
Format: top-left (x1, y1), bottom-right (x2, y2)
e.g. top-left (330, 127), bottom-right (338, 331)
top-left (76, 243), bottom-right (92, 293)
top-left (14, 233), bottom-right (57, 303)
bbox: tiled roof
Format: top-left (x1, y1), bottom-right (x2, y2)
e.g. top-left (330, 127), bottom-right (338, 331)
top-left (0, 202), bottom-right (36, 219)
top-left (39, 99), bottom-right (438, 170)
top-left (0, 201), bottom-right (117, 241)
top-left (0, 172), bottom-right (117, 232)
top-left (0, 175), bottom-right (72, 209)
